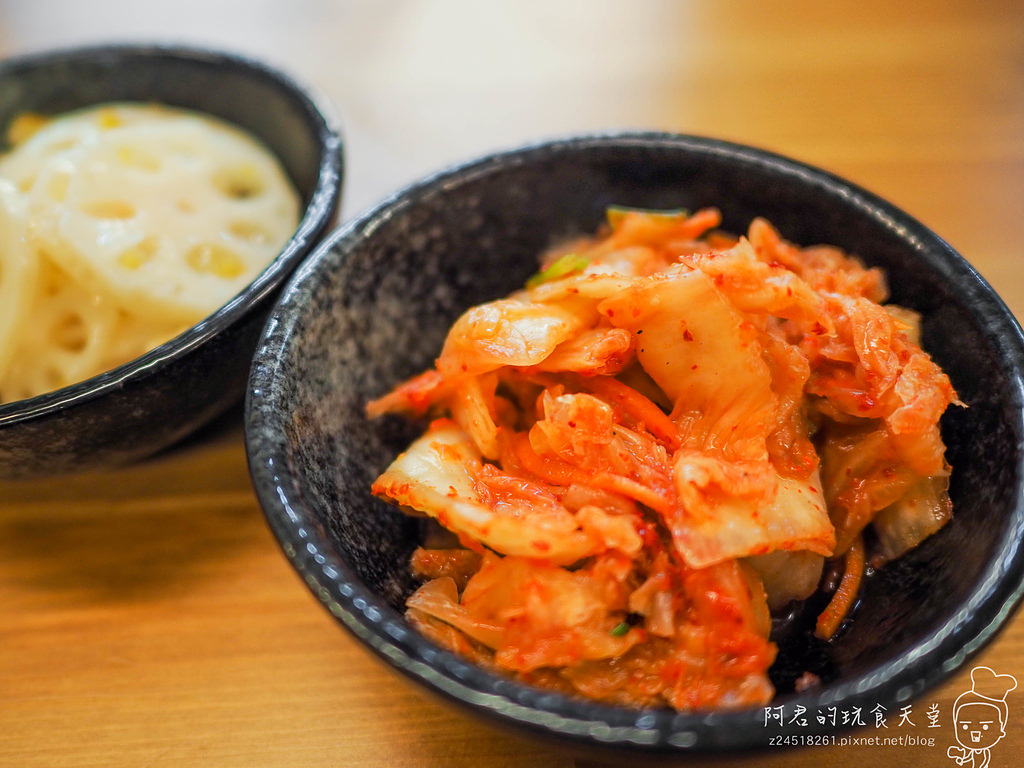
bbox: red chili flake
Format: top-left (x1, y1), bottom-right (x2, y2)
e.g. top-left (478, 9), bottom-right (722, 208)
top-left (795, 672), bottom-right (821, 693)
top-left (531, 540), bottom-right (551, 552)
top-left (683, 329), bottom-right (694, 341)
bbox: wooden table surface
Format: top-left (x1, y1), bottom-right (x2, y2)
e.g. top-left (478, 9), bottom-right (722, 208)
top-left (2, 2), bottom-right (1023, 766)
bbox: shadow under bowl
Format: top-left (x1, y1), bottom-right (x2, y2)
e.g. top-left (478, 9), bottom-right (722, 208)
top-left (245, 132), bottom-right (1024, 756)
top-left (0, 43), bottom-right (343, 478)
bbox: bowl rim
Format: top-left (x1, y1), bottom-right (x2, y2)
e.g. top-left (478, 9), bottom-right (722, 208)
top-left (246, 130), bottom-right (1024, 753)
top-left (0, 41), bottom-right (344, 425)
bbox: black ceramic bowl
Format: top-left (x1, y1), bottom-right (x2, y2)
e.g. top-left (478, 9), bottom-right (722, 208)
top-left (245, 133), bottom-right (1024, 756)
top-left (0, 44), bottom-right (342, 478)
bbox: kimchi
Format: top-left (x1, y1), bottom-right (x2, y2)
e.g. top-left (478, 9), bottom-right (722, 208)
top-left (367, 206), bottom-right (959, 711)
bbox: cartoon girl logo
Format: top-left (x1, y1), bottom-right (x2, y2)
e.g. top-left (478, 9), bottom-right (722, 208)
top-left (947, 666), bottom-right (1017, 768)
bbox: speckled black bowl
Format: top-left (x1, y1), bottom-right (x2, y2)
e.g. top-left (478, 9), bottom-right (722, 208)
top-left (0, 44), bottom-right (342, 478)
top-left (245, 133), bottom-right (1024, 756)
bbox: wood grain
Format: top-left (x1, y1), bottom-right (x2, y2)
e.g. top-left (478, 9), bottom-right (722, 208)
top-left (2, 2), bottom-right (1022, 766)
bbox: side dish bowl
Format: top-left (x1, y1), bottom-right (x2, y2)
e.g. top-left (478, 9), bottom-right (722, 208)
top-left (0, 43), bottom-right (343, 478)
top-left (245, 133), bottom-right (1024, 755)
